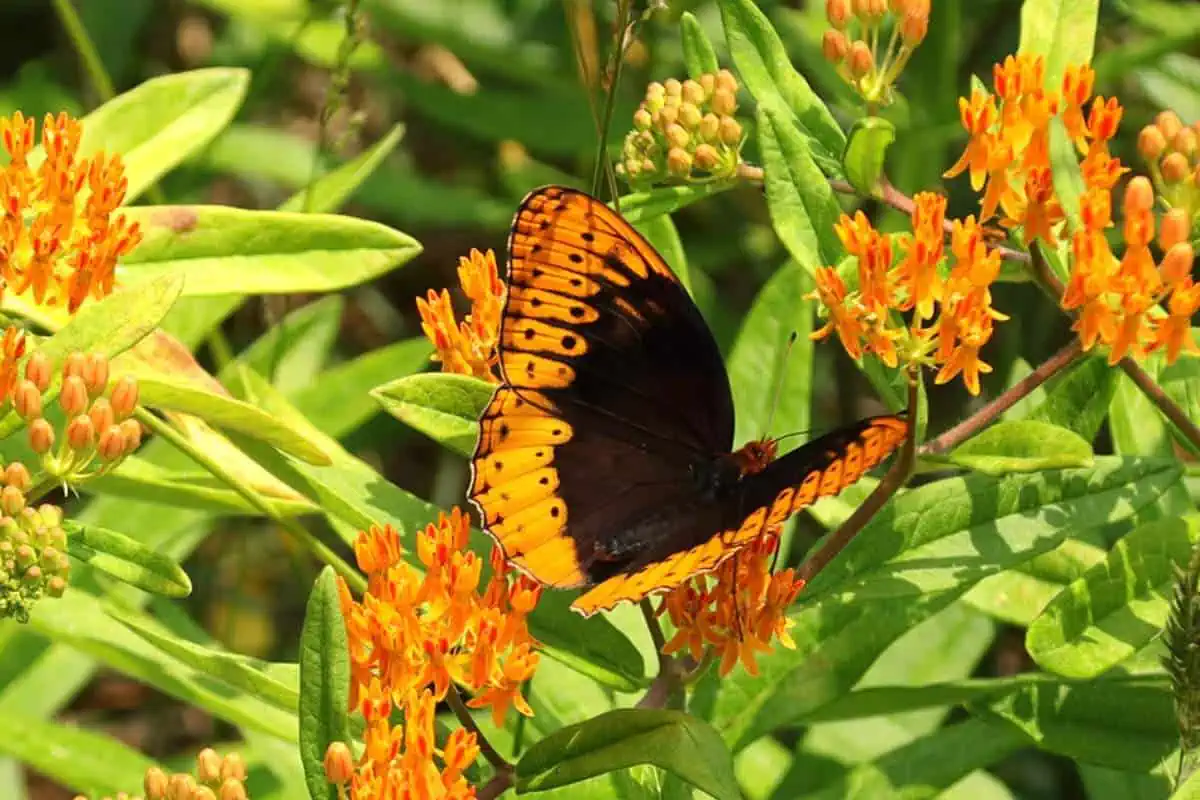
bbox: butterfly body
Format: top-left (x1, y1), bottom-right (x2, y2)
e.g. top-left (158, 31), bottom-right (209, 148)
top-left (470, 186), bottom-right (907, 615)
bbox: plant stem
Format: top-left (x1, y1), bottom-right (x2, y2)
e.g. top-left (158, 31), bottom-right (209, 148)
top-left (446, 683), bottom-right (513, 773)
top-left (478, 772), bottom-right (514, 800)
top-left (135, 408), bottom-right (365, 593)
top-left (795, 373), bottom-right (918, 585)
top-left (50, 0), bottom-right (115, 101)
top-left (919, 339), bottom-right (1084, 455)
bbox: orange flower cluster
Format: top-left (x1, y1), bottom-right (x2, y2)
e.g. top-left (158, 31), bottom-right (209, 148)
top-left (659, 531), bottom-right (803, 676)
top-left (334, 508), bottom-right (542, 799)
top-left (0, 112), bottom-right (141, 313)
top-left (1138, 110), bottom-right (1200, 217)
top-left (810, 192), bottom-right (1007, 394)
top-left (417, 249), bottom-right (506, 382)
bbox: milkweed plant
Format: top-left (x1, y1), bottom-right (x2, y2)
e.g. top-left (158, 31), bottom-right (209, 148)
top-left (4, 0), bottom-right (1200, 799)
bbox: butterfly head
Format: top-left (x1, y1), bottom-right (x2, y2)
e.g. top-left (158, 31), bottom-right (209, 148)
top-left (730, 438), bottom-right (779, 477)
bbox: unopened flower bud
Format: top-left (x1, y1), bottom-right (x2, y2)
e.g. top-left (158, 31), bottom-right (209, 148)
top-left (4, 463), bottom-right (30, 491)
top-left (22, 564), bottom-right (41, 584)
top-left (1157, 110), bottom-right (1183, 143)
top-left (658, 104), bottom-right (679, 127)
top-left (23, 353), bottom-right (50, 392)
top-left (1163, 151), bottom-right (1190, 183)
top-left (667, 147), bottom-right (692, 177)
top-left (849, 40), bottom-right (874, 78)
top-left (827, 0), bottom-right (851, 28)
top-left (15, 544), bottom-right (35, 569)
top-left (98, 425), bottom-right (126, 462)
top-left (12, 380), bottom-right (41, 421)
top-left (699, 112), bottom-right (721, 141)
top-left (715, 69), bottom-right (738, 94)
top-left (678, 102), bottom-right (702, 129)
top-left (66, 415), bottom-right (95, 451)
top-left (633, 108), bottom-right (652, 131)
top-left (1161, 208), bottom-right (1191, 251)
top-left (28, 419), bottom-right (53, 454)
top-left (145, 766), bottom-right (170, 799)
top-left (900, 9), bottom-right (928, 45)
top-left (47, 575), bottom-right (66, 597)
top-left (1174, 127), bottom-right (1198, 158)
top-left (719, 116), bottom-right (743, 146)
top-left (1138, 124), bottom-right (1167, 161)
top-left (640, 157), bottom-right (656, 175)
top-left (1, 486), bottom-right (24, 516)
top-left (1161, 242), bottom-right (1196, 285)
top-left (711, 88), bottom-right (737, 116)
top-left (110, 374), bottom-right (139, 416)
top-left (646, 81), bottom-right (665, 100)
top-left (193, 787), bottom-right (217, 800)
top-left (62, 352), bottom-right (86, 381)
top-left (81, 353), bottom-right (108, 397)
top-left (682, 79), bottom-right (705, 106)
top-left (197, 747), bottom-right (222, 783)
top-left (219, 779), bottom-right (248, 800)
top-left (89, 397), bottom-right (115, 433)
top-left (822, 29), bottom-right (849, 64)
top-left (1124, 176), bottom-right (1154, 213)
top-left (698, 73), bottom-right (715, 97)
top-left (663, 78), bottom-right (682, 97)
top-left (324, 742), bottom-right (355, 784)
top-left (666, 123), bottom-right (690, 149)
top-left (60, 375), bottom-right (88, 416)
top-left (120, 418), bottom-right (143, 451)
top-left (220, 753), bottom-right (247, 782)
top-left (694, 143), bottom-right (720, 170)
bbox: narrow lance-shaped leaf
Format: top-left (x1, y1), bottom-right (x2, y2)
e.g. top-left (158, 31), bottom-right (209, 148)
top-left (66, 522), bottom-right (192, 597)
top-left (680, 12), bottom-right (720, 78)
top-left (299, 568), bottom-right (352, 800)
top-left (1018, 0), bottom-right (1100, 90)
top-left (373, 373), bottom-right (493, 458)
top-left (941, 419), bottom-right (1094, 475)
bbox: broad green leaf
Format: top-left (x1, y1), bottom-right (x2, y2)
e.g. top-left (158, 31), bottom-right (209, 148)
top-left (0, 713), bottom-right (157, 798)
top-left (943, 419), bottom-right (1093, 475)
top-left (964, 569), bottom-right (1071, 626)
top-left (842, 117), bottom-right (896, 198)
top-left (79, 68), bottom-right (249, 202)
top-left (28, 590), bottom-right (297, 741)
top-left (1111, 366), bottom-right (1174, 457)
top-left (65, 522), bottom-right (192, 597)
top-left (1156, 353), bottom-right (1200, 458)
top-left (106, 603), bottom-right (297, 712)
top-left (973, 676), bottom-right (1175, 772)
top-left (1048, 117), bottom-right (1085, 232)
top-left (1027, 354), bottom-right (1118, 442)
top-left (728, 262), bottom-right (813, 449)
top-left (280, 123), bottom-right (405, 213)
top-left (372, 373), bottom-right (493, 457)
top-left (121, 205), bottom-right (421, 295)
top-left (756, 106), bottom-right (842, 274)
top-left (718, 0), bottom-right (845, 174)
top-left (1018, 0), bottom-right (1100, 89)
top-left (0, 273), bottom-right (183, 440)
top-left (299, 568), bottom-right (351, 800)
top-left (804, 457), bottom-right (1185, 603)
top-left (614, 181), bottom-right (737, 225)
top-left (806, 718), bottom-right (1027, 800)
top-left (1171, 764), bottom-right (1200, 799)
top-left (635, 212), bottom-right (692, 294)
top-left (516, 709), bottom-right (739, 800)
top-left (805, 673), bottom-right (1057, 725)
top-left (680, 12), bottom-right (720, 78)
top-left (1026, 515), bottom-right (1200, 678)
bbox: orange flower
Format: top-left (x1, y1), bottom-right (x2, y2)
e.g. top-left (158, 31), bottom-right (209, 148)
top-left (336, 508), bottom-right (543, 797)
top-left (0, 112), bottom-right (141, 313)
top-left (943, 89), bottom-right (997, 190)
top-left (418, 249), bottom-right (506, 382)
top-left (1003, 166), bottom-right (1064, 246)
top-left (810, 267), bottom-right (866, 360)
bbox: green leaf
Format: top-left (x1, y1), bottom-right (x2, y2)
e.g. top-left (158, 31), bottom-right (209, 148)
top-left (1048, 117), bottom-right (1085, 232)
top-left (842, 117), bottom-right (896, 198)
top-left (106, 603), bottom-right (297, 712)
top-left (973, 676), bottom-right (1175, 772)
top-left (680, 12), bottom-right (720, 79)
top-left (121, 205), bottom-right (422, 295)
top-left (1171, 764), bottom-right (1200, 799)
top-left (805, 457), bottom-right (1185, 603)
top-left (942, 419), bottom-right (1094, 475)
top-left (0, 273), bottom-right (183, 440)
top-left (964, 568), bottom-right (1070, 627)
top-left (78, 68), bottom-right (250, 202)
top-left (1026, 515), bottom-right (1200, 678)
top-left (299, 568), bottom-right (351, 800)
top-left (65, 522), bottom-right (192, 597)
top-left (1155, 354), bottom-right (1200, 458)
top-left (0, 713), bottom-right (157, 798)
top-left (232, 295), bottom-right (346, 395)
top-left (635, 213), bottom-right (692, 295)
top-left (728, 262), bottom-right (813, 448)
top-left (614, 182), bottom-right (737, 225)
top-left (280, 123), bottom-right (405, 213)
top-left (516, 709), bottom-right (739, 800)
top-left (1018, 0), bottom-right (1100, 89)
top-left (372, 373), bottom-right (493, 457)
top-left (1027, 354), bottom-right (1118, 442)
top-left (756, 106), bottom-right (842, 274)
top-left (1111, 366), bottom-right (1174, 457)
top-left (718, 0), bottom-right (845, 174)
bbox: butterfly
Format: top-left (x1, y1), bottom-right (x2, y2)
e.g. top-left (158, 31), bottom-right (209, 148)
top-left (469, 185), bottom-right (908, 616)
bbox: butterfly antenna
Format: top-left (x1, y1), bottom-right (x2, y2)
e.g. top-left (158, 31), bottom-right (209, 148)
top-left (762, 331), bottom-right (799, 442)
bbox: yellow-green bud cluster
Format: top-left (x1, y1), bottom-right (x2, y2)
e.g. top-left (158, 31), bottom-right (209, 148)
top-left (0, 494), bottom-right (69, 623)
top-left (617, 70), bottom-right (745, 186)
top-left (1139, 111), bottom-right (1200, 233)
top-left (76, 748), bottom-right (250, 800)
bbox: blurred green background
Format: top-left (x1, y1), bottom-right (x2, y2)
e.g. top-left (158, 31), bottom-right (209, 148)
top-left (1, 1), bottom-right (1198, 797)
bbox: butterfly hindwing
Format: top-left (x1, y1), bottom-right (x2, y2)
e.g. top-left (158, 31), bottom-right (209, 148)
top-left (470, 186), bottom-right (736, 589)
